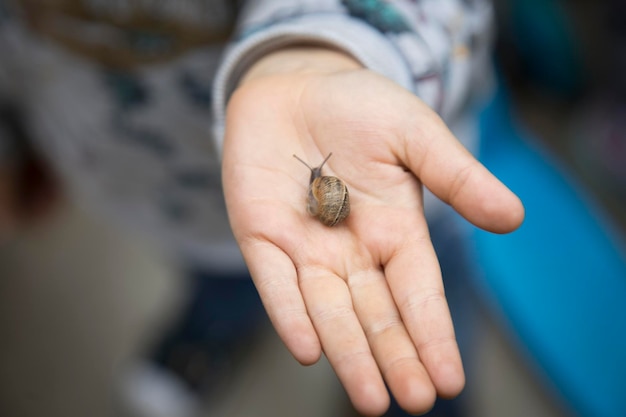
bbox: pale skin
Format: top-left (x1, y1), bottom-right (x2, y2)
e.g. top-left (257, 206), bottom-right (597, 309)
top-left (223, 46), bottom-right (524, 416)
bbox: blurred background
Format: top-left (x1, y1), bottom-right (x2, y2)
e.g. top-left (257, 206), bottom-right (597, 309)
top-left (1, 1), bottom-right (625, 416)
top-left (495, 0), bottom-right (626, 227)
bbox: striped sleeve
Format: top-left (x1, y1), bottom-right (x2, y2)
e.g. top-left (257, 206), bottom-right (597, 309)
top-left (212, 0), bottom-right (495, 152)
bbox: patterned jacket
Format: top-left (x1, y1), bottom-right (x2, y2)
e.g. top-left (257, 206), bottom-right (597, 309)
top-left (0, 0), bottom-right (494, 270)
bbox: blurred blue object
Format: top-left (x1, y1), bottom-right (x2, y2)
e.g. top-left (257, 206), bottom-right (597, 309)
top-left (465, 88), bottom-right (626, 417)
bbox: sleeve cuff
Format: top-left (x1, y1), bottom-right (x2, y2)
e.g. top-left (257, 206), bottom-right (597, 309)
top-left (212, 14), bottom-right (414, 154)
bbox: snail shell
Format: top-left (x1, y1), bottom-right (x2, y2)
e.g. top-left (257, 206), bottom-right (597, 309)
top-left (293, 153), bottom-right (350, 227)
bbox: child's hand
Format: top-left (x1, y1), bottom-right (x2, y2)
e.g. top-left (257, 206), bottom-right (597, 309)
top-left (222, 47), bottom-right (524, 416)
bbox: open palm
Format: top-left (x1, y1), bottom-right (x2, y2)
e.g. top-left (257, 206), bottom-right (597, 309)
top-left (222, 69), bottom-right (524, 416)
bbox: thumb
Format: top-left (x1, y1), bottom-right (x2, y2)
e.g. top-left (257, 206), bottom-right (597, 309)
top-left (400, 104), bottom-right (524, 233)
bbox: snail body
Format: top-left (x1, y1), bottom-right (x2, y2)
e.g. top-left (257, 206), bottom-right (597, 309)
top-left (293, 153), bottom-right (350, 227)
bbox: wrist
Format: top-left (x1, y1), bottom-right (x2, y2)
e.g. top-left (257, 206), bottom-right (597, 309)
top-left (239, 46), bottom-right (362, 85)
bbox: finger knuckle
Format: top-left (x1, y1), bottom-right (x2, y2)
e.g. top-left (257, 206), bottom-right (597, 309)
top-left (310, 304), bottom-right (354, 325)
top-left (402, 288), bottom-right (446, 316)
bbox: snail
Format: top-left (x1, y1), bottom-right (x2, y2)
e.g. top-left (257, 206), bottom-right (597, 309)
top-left (293, 152), bottom-right (350, 227)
